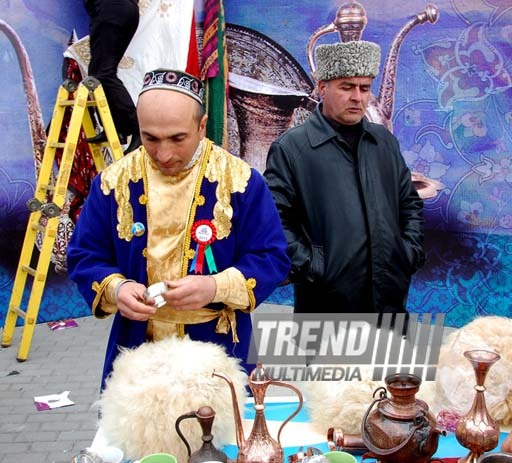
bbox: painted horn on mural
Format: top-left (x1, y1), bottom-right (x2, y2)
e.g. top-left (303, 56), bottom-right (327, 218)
top-left (0, 20), bottom-right (47, 176)
top-left (1, 20), bottom-right (78, 271)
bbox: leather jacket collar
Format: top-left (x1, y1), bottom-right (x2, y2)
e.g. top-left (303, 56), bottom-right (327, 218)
top-left (306, 104), bottom-right (378, 148)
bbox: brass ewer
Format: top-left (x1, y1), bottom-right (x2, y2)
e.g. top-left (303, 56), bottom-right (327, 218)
top-left (455, 350), bottom-right (501, 463)
top-left (213, 363), bottom-right (304, 463)
top-left (175, 405), bottom-right (228, 463)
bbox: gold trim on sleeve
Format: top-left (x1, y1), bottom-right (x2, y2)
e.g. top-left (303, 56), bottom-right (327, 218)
top-left (91, 273), bottom-right (125, 318)
top-left (246, 278), bottom-right (257, 312)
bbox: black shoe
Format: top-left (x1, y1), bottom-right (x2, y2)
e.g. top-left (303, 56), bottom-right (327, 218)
top-left (124, 133), bottom-right (142, 154)
top-left (86, 131), bottom-right (108, 144)
top-left (86, 131), bottom-right (128, 145)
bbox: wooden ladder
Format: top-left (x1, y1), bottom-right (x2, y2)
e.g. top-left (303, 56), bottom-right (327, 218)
top-left (1, 76), bottom-right (123, 361)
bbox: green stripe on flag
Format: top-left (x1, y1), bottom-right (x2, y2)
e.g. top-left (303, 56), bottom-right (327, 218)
top-left (205, 0), bottom-right (227, 147)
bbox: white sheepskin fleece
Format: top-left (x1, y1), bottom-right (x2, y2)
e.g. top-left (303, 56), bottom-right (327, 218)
top-left (432, 315), bottom-right (512, 424)
top-left (302, 316), bottom-right (512, 436)
top-left (97, 336), bottom-right (248, 462)
top-left (302, 365), bottom-right (384, 435)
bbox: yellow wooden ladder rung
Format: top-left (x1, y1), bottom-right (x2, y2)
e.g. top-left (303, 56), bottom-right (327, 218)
top-left (20, 265), bottom-right (37, 276)
top-left (1, 76), bottom-right (124, 361)
top-left (58, 100), bottom-right (76, 107)
top-left (36, 185), bottom-right (55, 193)
top-left (11, 307), bottom-right (27, 319)
top-left (29, 223), bottom-right (46, 233)
top-left (48, 142), bottom-right (66, 149)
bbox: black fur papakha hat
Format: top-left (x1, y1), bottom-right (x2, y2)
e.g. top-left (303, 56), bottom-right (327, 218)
top-left (139, 69), bottom-right (204, 104)
top-left (314, 41), bottom-right (381, 81)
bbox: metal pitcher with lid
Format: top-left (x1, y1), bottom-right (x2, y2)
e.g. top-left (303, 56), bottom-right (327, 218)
top-left (213, 363), bottom-right (303, 463)
top-left (361, 373), bottom-right (445, 463)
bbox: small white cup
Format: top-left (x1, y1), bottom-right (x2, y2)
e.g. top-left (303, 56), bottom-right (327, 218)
top-left (144, 282), bottom-right (168, 307)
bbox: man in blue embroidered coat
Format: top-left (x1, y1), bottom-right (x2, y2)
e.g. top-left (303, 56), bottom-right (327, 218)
top-left (67, 69), bottom-right (290, 387)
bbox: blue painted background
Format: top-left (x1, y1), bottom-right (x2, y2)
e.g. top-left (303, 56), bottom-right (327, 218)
top-left (1, 0), bottom-right (511, 328)
top-left (224, 0), bottom-right (512, 327)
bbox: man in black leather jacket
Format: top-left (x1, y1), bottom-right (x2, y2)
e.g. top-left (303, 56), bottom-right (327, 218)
top-left (264, 40), bottom-right (424, 314)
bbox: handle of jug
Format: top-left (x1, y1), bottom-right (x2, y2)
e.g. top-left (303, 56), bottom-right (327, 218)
top-left (268, 380), bottom-right (304, 444)
top-left (175, 411), bottom-right (197, 457)
top-left (361, 396), bottom-right (426, 458)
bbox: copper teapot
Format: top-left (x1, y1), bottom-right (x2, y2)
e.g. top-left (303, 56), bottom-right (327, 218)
top-left (175, 405), bottom-right (228, 463)
top-left (213, 363), bottom-right (303, 463)
top-left (361, 373), bottom-right (445, 463)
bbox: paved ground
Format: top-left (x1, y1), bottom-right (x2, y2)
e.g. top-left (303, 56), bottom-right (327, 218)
top-left (0, 314), bottom-right (112, 463)
top-left (0, 303), bottom-right (293, 463)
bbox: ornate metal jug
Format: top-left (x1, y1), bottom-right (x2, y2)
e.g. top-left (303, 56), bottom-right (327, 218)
top-left (306, 0), bottom-right (439, 131)
top-left (213, 363), bottom-right (303, 463)
top-left (175, 405), bottom-right (228, 463)
top-left (361, 373), bottom-right (444, 463)
top-left (305, 1), bottom-right (443, 199)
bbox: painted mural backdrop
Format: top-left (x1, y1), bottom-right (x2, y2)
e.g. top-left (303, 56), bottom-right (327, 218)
top-left (1, 0), bottom-right (511, 328)
top-left (222, 0), bottom-right (512, 328)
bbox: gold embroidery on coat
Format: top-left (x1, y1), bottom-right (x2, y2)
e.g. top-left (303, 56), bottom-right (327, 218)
top-left (180, 139), bottom-right (213, 276)
top-left (204, 144), bottom-right (251, 239)
top-left (100, 148), bottom-right (146, 241)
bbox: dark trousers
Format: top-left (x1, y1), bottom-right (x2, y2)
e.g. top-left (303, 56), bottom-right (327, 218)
top-left (85, 0), bottom-right (139, 136)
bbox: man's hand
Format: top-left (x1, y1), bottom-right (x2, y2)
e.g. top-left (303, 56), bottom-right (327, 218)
top-left (116, 281), bottom-right (157, 321)
top-left (163, 275), bottom-right (216, 311)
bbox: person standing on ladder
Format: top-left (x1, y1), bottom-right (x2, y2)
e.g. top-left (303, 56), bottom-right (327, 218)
top-left (83, 0), bottom-right (141, 152)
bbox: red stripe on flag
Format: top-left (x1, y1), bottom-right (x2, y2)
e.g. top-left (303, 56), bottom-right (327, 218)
top-left (186, 11), bottom-right (200, 78)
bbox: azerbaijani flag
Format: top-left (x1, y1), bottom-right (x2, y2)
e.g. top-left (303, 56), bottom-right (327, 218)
top-left (186, 11), bottom-right (200, 78)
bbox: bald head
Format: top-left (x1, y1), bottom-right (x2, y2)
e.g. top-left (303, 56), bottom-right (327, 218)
top-left (137, 89), bottom-right (208, 176)
top-left (138, 88), bottom-right (204, 126)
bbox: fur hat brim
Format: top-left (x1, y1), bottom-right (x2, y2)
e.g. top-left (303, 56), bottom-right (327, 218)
top-left (314, 41), bottom-right (381, 81)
